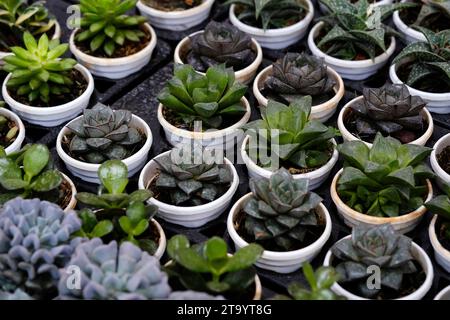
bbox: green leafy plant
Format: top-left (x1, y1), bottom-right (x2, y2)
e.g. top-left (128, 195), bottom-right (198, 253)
top-left (337, 132), bottom-right (434, 217)
top-left (425, 183), bottom-right (450, 242)
top-left (408, 0), bottom-right (450, 31)
top-left (158, 64), bottom-right (247, 129)
top-left (165, 235), bottom-right (263, 296)
top-left (0, 101), bottom-right (19, 149)
top-left (142, 0), bottom-right (202, 11)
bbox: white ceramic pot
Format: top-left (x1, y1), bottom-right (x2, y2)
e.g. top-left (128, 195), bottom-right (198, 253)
top-left (319, 0), bottom-right (393, 14)
top-left (429, 215), bottom-right (450, 273)
top-left (393, 0), bottom-right (426, 44)
top-left (174, 31), bottom-right (263, 85)
top-left (137, 0), bottom-right (214, 31)
top-left (152, 218), bottom-right (167, 260)
top-left (241, 135), bottom-right (339, 190)
top-left (430, 133), bottom-right (450, 186)
top-left (324, 235), bottom-right (434, 300)
top-left (69, 23), bottom-right (157, 79)
top-left (2, 64), bottom-right (94, 127)
top-left (227, 193), bottom-right (332, 274)
top-left (229, 1), bottom-right (314, 50)
top-left (308, 22), bottom-right (396, 80)
top-left (252, 65), bottom-right (345, 122)
top-left (331, 169), bottom-right (433, 234)
top-left (390, 64), bottom-right (450, 114)
top-left (57, 115), bottom-right (153, 184)
top-left (435, 286), bottom-right (450, 300)
top-left (157, 97), bottom-right (251, 150)
top-left (62, 172), bottom-right (77, 212)
top-left (337, 96), bottom-right (434, 147)
top-left (0, 108), bottom-right (25, 154)
top-left (138, 151), bottom-right (239, 228)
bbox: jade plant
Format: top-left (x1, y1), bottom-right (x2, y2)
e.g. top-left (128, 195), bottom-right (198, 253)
top-left (262, 53), bottom-right (336, 105)
top-left (0, 101), bottom-right (19, 149)
top-left (187, 21), bottom-right (256, 73)
top-left (425, 183), bottom-right (450, 243)
top-left (142, 0), bottom-right (202, 11)
top-left (158, 64), bottom-right (247, 129)
top-left (66, 103), bottom-right (144, 164)
top-left (346, 84), bottom-right (427, 143)
top-left (405, 0), bottom-right (450, 31)
top-left (242, 168), bottom-right (324, 251)
top-left (337, 133), bottom-right (434, 217)
top-left (165, 235), bottom-right (263, 297)
top-left (332, 224), bottom-right (420, 299)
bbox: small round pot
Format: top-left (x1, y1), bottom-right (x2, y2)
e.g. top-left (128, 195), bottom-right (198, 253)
top-left (308, 22), bottom-right (396, 80)
top-left (252, 65), bottom-right (345, 122)
top-left (137, 0), bottom-right (214, 31)
top-left (227, 193), bottom-right (332, 274)
top-left (241, 135), bottom-right (339, 190)
top-left (152, 219), bottom-right (167, 260)
top-left (319, 0), bottom-right (392, 14)
top-left (429, 215), bottom-right (450, 273)
top-left (174, 31), bottom-right (263, 85)
top-left (157, 97), bottom-right (251, 150)
top-left (61, 172), bottom-right (77, 212)
top-left (331, 169), bottom-right (433, 234)
top-left (56, 115), bottom-right (153, 184)
top-left (0, 107), bottom-right (25, 154)
top-left (2, 64), bottom-right (94, 127)
top-left (390, 63), bottom-right (450, 114)
top-left (337, 96), bottom-right (434, 147)
top-left (323, 235), bottom-right (434, 300)
top-left (392, 0), bottom-right (426, 44)
top-left (435, 286), bottom-right (450, 300)
top-left (138, 151), bottom-right (239, 228)
top-left (229, 1), bottom-right (314, 50)
top-left (69, 23), bottom-right (157, 79)
top-left (430, 133), bottom-right (450, 186)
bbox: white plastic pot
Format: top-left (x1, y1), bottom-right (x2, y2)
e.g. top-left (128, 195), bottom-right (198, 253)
top-left (337, 96), bottom-right (434, 147)
top-left (252, 65), bottom-right (345, 122)
top-left (69, 23), bottom-right (157, 79)
top-left (324, 235), bottom-right (434, 300)
top-left (152, 219), bottom-right (167, 260)
top-left (174, 31), bottom-right (263, 85)
top-left (138, 151), bottom-right (239, 228)
top-left (241, 135), bottom-right (339, 191)
top-left (430, 133), bottom-right (450, 186)
top-left (390, 63), bottom-right (450, 114)
top-left (57, 115), bottom-right (153, 184)
top-left (227, 193), bottom-right (332, 274)
top-left (319, 0), bottom-right (393, 14)
top-left (137, 0), bottom-right (214, 31)
top-left (330, 169), bottom-right (433, 234)
top-left (435, 286), bottom-right (450, 300)
top-left (393, 0), bottom-right (426, 44)
top-left (429, 215), bottom-right (450, 273)
top-left (62, 172), bottom-right (77, 212)
top-left (0, 107), bottom-right (25, 154)
top-left (229, 1), bottom-right (314, 50)
top-left (308, 22), bottom-right (396, 80)
top-left (2, 64), bottom-right (94, 127)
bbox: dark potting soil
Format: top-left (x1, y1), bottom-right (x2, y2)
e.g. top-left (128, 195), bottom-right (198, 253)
top-left (0, 117), bottom-right (18, 149)
top-left (437, 146), bottom-right (450, 175)
top-left (436, 216), bottom-right (450, 252)
top-left (397, 62), bottom-right (450, 93)
top-left (399, 2), bottom-right (450, 33)
top-left (58, 178), bottom-right (73, 209)
top-left (234, 4), bottom-right (307, 29)
top-left (260, 88), bottom-right (336, 107)
top-left (142, 0), bottom-right (202, 11)
top-left (0, 24), bottom-right (57, 51)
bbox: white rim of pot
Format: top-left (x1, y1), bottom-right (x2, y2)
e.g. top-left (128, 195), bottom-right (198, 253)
top-left (137, 0), bottom-right (215, 17)
top-left (56, 114), bottom-right (153, 173)
top-left (430, 133), bottom-right (450, 183)
top-left (331, 169), bottom-right (433, 227)
top-left (61, 172), bottom-right (77, 212)
top-left (435, 285), bottom-right (450, 300)
top-left (157, 97), bottom-right (251, 140)
top-left (324, 235), bottom-right (434, 300)
top-left (69, 23), bottom-right (157, 66)
top-left (252, 64), bottom-right (345, 111)
top-left (429, 215), bottom-right (450, 266)
top-left (0, 108), bottom-right (25, 154)
top-left (2, 64), bottom-right (94, 115)
top-left (227, 193), bottom-right (332, 261)
top-left (392, 0), bottom-right (426, 43)
top-left (174, 31), bottom-right (263, 81)
top-left (337, 96), bottom-right (434, 147)
top-left (152, 218), bottom-right (167, 260)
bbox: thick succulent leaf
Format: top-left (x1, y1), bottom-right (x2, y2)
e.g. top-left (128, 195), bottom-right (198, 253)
top-left (393, 42), bottom-right (444, 64)
top-left (427, 62), bottom-right (450, 81)
top-left (351, 29), bottom-right (386, 52)
top-left (30, 170), bottom-right (62, 192)
top-left (406, 63), bottom-right (435, 86)
top-left (339, 167), bottom-right (381, 188)
top-left (317, 25), bottom-right (356, 49)
top-left (337, 141), bottom-right (369, 171)
top-left (335, 261), bottom-right (367, 282)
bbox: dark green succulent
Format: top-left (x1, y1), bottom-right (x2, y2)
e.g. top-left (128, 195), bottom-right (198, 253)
top-left (425, 182), bottom-right (450, 242)
top-left (409, 0), bottom-right (450, 31)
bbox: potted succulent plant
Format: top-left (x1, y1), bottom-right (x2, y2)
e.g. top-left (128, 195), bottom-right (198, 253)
top-left (227, 169), bottom-right (332, 274)
top-left (308, 0), bottom-right (414, 80)
top-left (324, 224), bottom-right (434, 300)
top-left (56, 103), bottom-right (153, 183)
top-left (69, 0), bottom-right (157, 79)
top-left (0, 101), bottom-right (25, 154)
top-left (2, 33), bottom-right (94, 126)
top-left (390, 27), bottom-right (450, 114)
top-left (157, 64), bottom-right (250, 150)
top-left (174, 21), bottom-right (263, 84)
top-left (242, 97), bottom-right (339, 190)
top-left (435, 285), bottom-right (450, 300)
top-left (430, 133), bottom-right (450, 186)
top-left (138, 147), bottom-right (239, 228)
top-left (137, 0), bottom-right (215, 31)
top-left (319, 0), bottom-right (394, 14)
top-left (337, 84), bottom-right (434, 146)
top-left (253, 52), bottom-right (345, 122)
top-left (331, 133), bottom-right (434, 234)
top-left (0, 144), bottom-right (77, 211)
top-left (165, 235), bottom-right (263, 299)
top-left (225, 0), bottom-right (314, 50)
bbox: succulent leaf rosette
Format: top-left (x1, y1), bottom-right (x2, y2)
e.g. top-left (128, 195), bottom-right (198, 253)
top-left (409, 0), bottom-right (450, 31)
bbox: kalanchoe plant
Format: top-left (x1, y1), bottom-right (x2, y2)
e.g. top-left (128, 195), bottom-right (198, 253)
top-left (346, 84), bottom-right (427, 144)
top-left (408, 0), bottom-right (450, 31)
top-left (158, 64), bottom-right (247, 129)
top-left (425, 183), bottom-right (450, 243)
top-left (142, 0), bottom-right (202, 11)
top-left (0, 101), bottom-right (19, 149)
top-left (66, 103), bottom-right (143, 164)
top-left (332, 224), bottom-right (421, 299)
top-left (187, 21), bottom-right (256, 73)
top-left (242, 168), bottom-right (324, 251)
top-left (262, 53), bottom-right (336, 105)
top-left (165, 235), bottom-right (263, 297)
top-left (337, 133), bottom-right (434, 217)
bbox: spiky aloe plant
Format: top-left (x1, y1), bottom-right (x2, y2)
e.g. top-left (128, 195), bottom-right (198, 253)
top-left (410, 0), bottom-right (450, 31)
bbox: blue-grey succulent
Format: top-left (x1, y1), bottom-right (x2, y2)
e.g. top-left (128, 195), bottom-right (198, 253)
top-left (168, 291), bottom-right (225, 300)
top-left (0, 289), bottom-right (33, 300)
